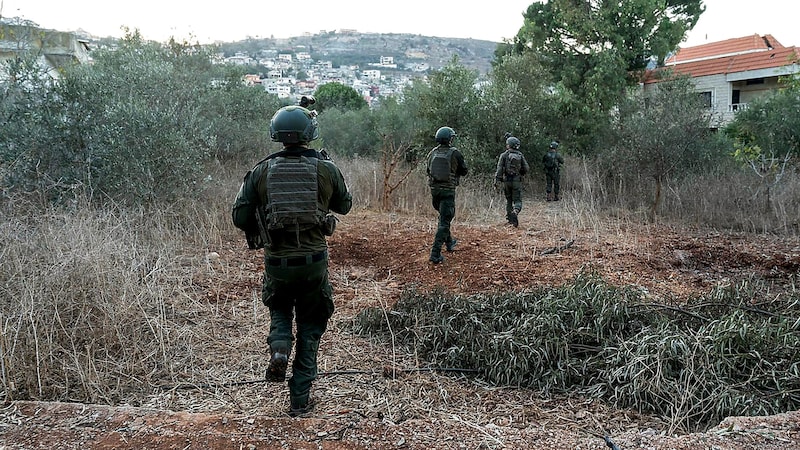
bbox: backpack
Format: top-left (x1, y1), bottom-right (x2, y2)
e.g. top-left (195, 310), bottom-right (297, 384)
top-left (544, 151), bottom-right (559, 170)
top-left (505, 151), bottom-right (524, 176)
top-left (429, 147), bottom-right (455, 182)
top-left (264, 155), bottom-right (326, 235)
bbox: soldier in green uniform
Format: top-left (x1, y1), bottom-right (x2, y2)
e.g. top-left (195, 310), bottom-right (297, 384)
top-left (426, 126), bottom-right (469, 264)
top-left (542, 141), bottom-right (564, 201)
top-left (232, 102), bottom-right (352, 417)
top-left (494, 135), bottom-right (530, 227)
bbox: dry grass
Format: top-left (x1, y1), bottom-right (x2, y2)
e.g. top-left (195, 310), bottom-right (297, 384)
top-left (1, 156), bottom-right (798, 438)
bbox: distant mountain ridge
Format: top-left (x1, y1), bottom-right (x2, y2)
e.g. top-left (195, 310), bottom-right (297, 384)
top-left (62, 26), bottom-right (501, 74)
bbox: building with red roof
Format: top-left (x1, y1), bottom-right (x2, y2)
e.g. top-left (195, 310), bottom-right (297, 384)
top-left (645, 34), bottom-right (799, 127)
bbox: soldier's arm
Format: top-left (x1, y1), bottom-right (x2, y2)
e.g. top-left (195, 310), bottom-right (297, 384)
top-left (455, 150), bottom-right (469, 177)
top-left (522, 156), bottom-right (530, 175)
top-left (495, 153), bottom-right (506, 181)
top-left (323, 161), bottom-right (353, 216)
top-left (231, 169), bottom-right (260, 235)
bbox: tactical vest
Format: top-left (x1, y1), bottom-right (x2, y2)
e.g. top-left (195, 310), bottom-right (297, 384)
top-left (429, 146), bottom-right (455, 183)
top-left (263, 155), bottom-right (327, 244)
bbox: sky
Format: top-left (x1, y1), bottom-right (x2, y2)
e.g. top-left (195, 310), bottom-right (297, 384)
top-left (1, 0), bottom-right (798, 48)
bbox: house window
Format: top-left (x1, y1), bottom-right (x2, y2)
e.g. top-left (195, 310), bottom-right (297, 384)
top-left (698, 91), bottom-right (712, 108)
top-left (746, 78), bottom-right (765, 85)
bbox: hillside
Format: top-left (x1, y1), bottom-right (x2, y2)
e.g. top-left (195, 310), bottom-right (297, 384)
top-left (214, 32), bottom-right (500, 74)
top-left (2, 206), bottom-right (800, 449)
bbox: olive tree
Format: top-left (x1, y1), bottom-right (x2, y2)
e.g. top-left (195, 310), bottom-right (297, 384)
top-left (604, 77), bottom-right (713, 220)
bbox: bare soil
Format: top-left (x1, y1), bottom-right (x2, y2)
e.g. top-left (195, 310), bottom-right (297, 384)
top-left (2, 205), bottom-right (800, 449)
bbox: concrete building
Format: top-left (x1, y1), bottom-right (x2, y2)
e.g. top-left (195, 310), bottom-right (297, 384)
top-left (645, 34), bottom-right (800, 128)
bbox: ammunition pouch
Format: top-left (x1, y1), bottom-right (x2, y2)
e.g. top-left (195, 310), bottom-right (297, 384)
top-left (322, 213), bottom-right (338, 236)
top-left (254, 205), bottom-right (272, 248)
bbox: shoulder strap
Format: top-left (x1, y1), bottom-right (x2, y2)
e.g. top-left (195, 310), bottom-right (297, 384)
top-left (254, 148), bottom-right (321, 168)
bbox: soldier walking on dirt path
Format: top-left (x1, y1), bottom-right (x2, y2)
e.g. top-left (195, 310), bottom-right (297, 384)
top-left (495, 134), bottom-right (530, 227)
top-left (231, 99), bottom-right (353, 417)
top-left (426, 126), bottom-right (469, 264)
top-left (542, 141), bottom-right (564, 201)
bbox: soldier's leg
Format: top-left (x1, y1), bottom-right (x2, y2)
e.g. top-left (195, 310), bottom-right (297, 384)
top-left (509, 182), bottom-right (522, 227)
top-left (511, 181), bottom-right (523, 213)
top-left (431, 191), bottom-right (455, 262)
top-left (263, 269), bottom-right (294, 381)
top-left (289, 261), bottom-right (332, 414)
top-left (503, 183), bottom-right (513, 221)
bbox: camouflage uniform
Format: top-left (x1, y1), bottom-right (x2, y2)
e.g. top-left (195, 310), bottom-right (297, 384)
top-left (495, 146), bottom-right (530, 227)
top-left (426, 143), bottom-right (468, 262)
top-left (542, 145), bottom-right (564, 201)
top-left (232, 144), bottom-right (352, 413)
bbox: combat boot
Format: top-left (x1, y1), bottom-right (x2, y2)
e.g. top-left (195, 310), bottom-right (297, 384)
top-left (445, 238), bottom-right (458, 252)
top-left (429, 245), bottom-right (444, 263)
top-left (266, 346), bottom-right (289, 382)
top-left (509, 209), bottom-right (519, 228)
top-left (289, 395), bottom-right (315, 417)
top-left (546, 192), bottom-right (553, 202)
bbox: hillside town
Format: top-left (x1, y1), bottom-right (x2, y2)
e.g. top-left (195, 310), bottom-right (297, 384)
top-left (1, 18), bottom-right (497, 107)
top-left (228, 50), bottom-right (425, 107)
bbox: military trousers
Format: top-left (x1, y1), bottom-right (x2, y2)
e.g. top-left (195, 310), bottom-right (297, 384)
top-left (503, 179), bottom-right (523, 219)
top-left (262, 257), bottom-right (333, 404)
top-left (430, 187), bottom-right (456, 255)
top-left (545, 170), bottom-right (560, 197)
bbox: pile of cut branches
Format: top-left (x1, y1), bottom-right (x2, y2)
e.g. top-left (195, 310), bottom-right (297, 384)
top-left (353, 274), bottom-right (800, 432)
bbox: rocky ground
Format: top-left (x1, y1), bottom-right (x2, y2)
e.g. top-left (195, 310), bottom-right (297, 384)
top-left (2, 204), bottom-right (800, 449)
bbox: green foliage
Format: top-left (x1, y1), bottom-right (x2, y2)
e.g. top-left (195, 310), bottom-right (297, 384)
top-left (725, 74), bottom-right (800, 168)
top-left (1, 30), bottom-right (281, 206)
top-left (510, 0), bottom-right (705, 155)
top-left (354, 274), bottom-right (800, 432)
top-left (195, 65), bottom-right (281, 163)
top-left (413, 56), bottom-right (480, 136)
top-left (482, 52), bottom-right (555, 170)
top-left (599, 77), bottom-right (716, 216)
top-left (313, 82), bottom-right (367, 113)
top-left (316, 107), bottom-right (378, 157)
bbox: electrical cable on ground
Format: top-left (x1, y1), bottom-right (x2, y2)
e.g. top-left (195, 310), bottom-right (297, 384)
top-left (160, 366), bottom-right (479, 391)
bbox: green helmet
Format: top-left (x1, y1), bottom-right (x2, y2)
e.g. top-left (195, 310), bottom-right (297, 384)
top-left (269, 106), bottom-right (319, 144)
top-left (506, 136), bottom-right (521, 149)
top-left (549, 141), bottom-right (559, 149)
top-left (435, 126), bottom-right (456, 145)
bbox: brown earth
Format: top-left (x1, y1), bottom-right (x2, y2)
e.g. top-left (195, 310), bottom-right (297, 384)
top-left (2, 205), bottom-right (800, 449)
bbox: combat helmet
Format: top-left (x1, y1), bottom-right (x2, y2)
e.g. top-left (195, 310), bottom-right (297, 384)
top-left (549, 141), bottom-right (559, 149)
top-left (506, 136), bottom-right (521, 149)
top-left (269, 106), bottom-right (320, 144)
top-left (435, 126), bottom-right (456, 145)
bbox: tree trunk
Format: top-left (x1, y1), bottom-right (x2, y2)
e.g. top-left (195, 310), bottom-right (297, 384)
top-left (650, 177), bottom-right (662, 223)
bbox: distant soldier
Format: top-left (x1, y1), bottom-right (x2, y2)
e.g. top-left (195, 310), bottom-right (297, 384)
top-left (426, 126), bottom-right (469, 264)
top-left (494, 135), bottom-right (530, 227)
top-left (542, 141), bottom-right (564, 201)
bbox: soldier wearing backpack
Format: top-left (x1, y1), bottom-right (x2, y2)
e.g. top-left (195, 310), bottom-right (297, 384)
top-left (542, 140), bottom-right (564, 201)
top-left (494, 135), bottom-right (530, 227)
top-left (231, 103), bottom-right (352, 417)
top-left (426, 126), bottom-right (469, 264)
